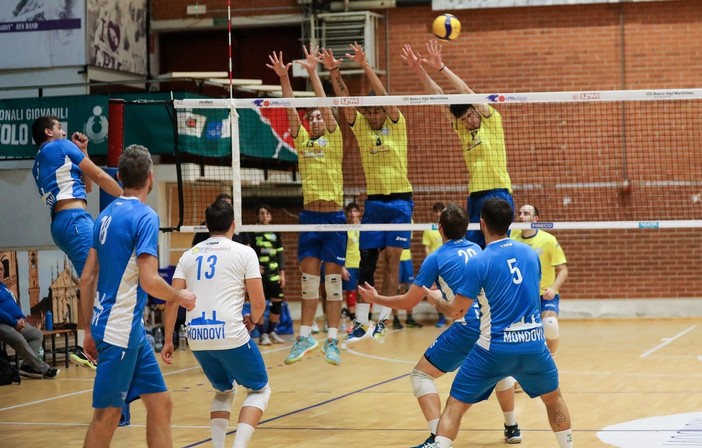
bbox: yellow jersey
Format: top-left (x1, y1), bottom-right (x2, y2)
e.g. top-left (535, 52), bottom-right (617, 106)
top-left (510, 230), bottom-right (566, 295)
top-left (351, 111), bottom-right (412, 196)
top-left (452, 105), bottom-right (512, 194)
top-left (422, 229), bottom-right (442, 254)
top-left (294, 125), bottom-right (344, 207)
top-left (345, 229), bottom-right (360, 269)
top-left (400, 248), bottom-right (412, 261)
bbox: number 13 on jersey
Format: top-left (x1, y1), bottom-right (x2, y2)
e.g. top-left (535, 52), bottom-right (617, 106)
top-left (196, 255), bottom-right (218, 280)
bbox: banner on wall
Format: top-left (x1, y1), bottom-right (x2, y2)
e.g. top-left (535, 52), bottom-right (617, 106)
top-left (433, 0), bottom-right (668, 9)
top-left (0, 0), bottom-right (85, 69)
top-left (87, 0), bottom-right (147, 75)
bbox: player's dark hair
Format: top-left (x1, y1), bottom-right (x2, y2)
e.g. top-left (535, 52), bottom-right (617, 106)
top-left (481, 198), bottom-right (514, 236)
top-left (206, 200), bottom-right (234, 233)
top-left (257, 204), bottom-right (272, 215)
top-left (432, 202), bottom-right (446, 214)
top-left (439, 203), bottom-right (469, 240)
top-left (449, 104), bottom-right (475, 119)
top-left (214, 193), bottom-right (233, 204)
top-left (32, 116), bottom-right (60, 146)
top-left (345, 202), bottom-right (360, 213)
top-left (118, 144), bottom-right (152, 189)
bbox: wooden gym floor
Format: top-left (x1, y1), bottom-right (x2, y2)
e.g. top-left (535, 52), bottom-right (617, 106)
top-left (1, 318), bottom-right (701, 447)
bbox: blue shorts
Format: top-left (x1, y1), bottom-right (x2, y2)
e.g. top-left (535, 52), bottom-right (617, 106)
top-left (298, 210), bottom-right (347, 265)
top-left (343, 267), bottom-right (359, 291)
top-left (192, 340), bottom-right (269, 392)
top-left (93, 337), bottom-right (167, 408)
top-left (399, 259), bottom-right (415, 284)
top-left (424, 321), bottom-right (480, 373)
top-left (450, 345), bottom-right (559, 404)
top-left (466, 189), bottom-right (514, 249)
top-left (360, 198), bottom-right (413, 250)
top-left (541, 294), bottom-right (560, 314)
top-left (51, 208), bottom-right (94, 277)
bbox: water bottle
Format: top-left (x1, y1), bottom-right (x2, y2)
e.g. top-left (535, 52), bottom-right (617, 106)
top-left (178, 325), bottom-right (187, 351)
top-left (45, 310), bottom-right (53, 331)
top-left (153, 327), bottom-right (163, 352)
top-left (38, 346), bottom-right (45, 361)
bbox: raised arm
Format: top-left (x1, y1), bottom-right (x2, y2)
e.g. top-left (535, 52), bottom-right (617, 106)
top-left (320, 47), bottom-right (356, 125)
top-left (347, 42), bottom-right (400, 121)
top-left (401, 43), bottom-right (443, 95)
top-left (71, 132), bottom-right (93, 193)
top-left (266, 51), bottom-right (301, 138)
top-left (298, 44), bottom-right (337, 132)
top-left (78, 157), bottom-right (123, 198)
top-left (425, 40), bottom-right (491, 118)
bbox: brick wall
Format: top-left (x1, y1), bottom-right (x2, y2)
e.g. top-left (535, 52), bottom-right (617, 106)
top-left (155, 0), bottom-right (702, 301)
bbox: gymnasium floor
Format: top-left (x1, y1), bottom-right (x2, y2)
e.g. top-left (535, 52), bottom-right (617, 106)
top-left (0, 318), bottom-right (700, 447)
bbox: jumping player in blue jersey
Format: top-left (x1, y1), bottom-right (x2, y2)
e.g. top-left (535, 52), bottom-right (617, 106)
top-left (359, 204), bottom-right (521, 447)
top-left (32, 115), bottom-right (123, 368)
top-left (426, 198), bottom-right (572, 448)
top-left (79, 145), bottom-right (196, 448)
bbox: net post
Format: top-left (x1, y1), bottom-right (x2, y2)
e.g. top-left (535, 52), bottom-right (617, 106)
top-left (107, 99), bottom-right (125, 167)
top-left (230, 100), bottom-right (242, 233)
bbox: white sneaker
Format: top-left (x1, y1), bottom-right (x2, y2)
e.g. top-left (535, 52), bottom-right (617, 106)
top-left (259, 333), bottom-right (272, 345)
top-left (270, 331), bottom-right (285, 344)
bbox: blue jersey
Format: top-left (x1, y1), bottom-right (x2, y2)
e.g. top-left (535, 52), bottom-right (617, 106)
top-left (459, 238), bottom-right (544, 354)
top-left (414, 238), bottom-right (482, 322)
top-left (90, 197), bottom-right (159, 349)
top-left (33, 139), bottom-right (87, 212)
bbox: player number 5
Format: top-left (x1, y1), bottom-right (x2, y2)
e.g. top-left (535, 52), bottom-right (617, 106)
top-left (507, 258), bottom-right (523, 285)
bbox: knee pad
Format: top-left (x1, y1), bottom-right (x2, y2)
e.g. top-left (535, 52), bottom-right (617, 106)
top-left (211, 390), bottom-right (235, 413)
top-left (358, 249), bottom-right (380, 286)
top-left (243, 383), bottom-right (271, 412)
top-left (543, 316), bottom-right (559, 340)
top-left (325, 274), bottom-right (343, 301)
top-left (301, 273), bottom-right (320, 300)
top-left (495, 376), bottom-right (516, 392)
top-left (346, 290), bottom-right (357, 308)
top-left (269, 300), bottom-right (283, 315)
top-left (410, 368), bottom-right (438, 398)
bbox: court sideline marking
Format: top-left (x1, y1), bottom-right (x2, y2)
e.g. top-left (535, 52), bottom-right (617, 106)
top-left (640, 325), bottom-right (696, 358)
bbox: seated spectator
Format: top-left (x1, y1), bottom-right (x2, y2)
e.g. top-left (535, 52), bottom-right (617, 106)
top-left (0, 263), bottom-right (59, 379)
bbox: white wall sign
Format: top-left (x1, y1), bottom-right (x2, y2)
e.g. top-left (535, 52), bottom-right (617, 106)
top-left (433, 0), bottom-right (668, 10)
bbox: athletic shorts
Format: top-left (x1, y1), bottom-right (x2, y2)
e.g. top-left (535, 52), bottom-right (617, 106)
top-left (192, 340), bottom-right (268, 392)
top-left (343, 267), bottom-right (359, 291)
top-left (466, 189), bottom-right (514, 249)
top-left (450, 345), bottom-right (559, 404)
top-left (51, 208), bottom-right (94, 277)
top-left (359, 197), bottom-right (413, 250)
top-left (424, 321), bottom-right (480, 373)
top-left (298, 209), bottom-right (347, 265)
top-left (92, 337), bottom-right (167, 408)
top-left (263, 278), bottom-right (284, 301)
top-left (541, 293), bottom-right (560, 314)
top-left (399, 259), bottom-right (415, 284)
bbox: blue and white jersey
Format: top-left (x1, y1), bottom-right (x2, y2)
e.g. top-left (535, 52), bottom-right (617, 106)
top-left (414, 238), bottom-right (482, 323)
top-left (90, 197), bottom-right (159, 349)
top-left (459, 238), bottom-right (544, 354)
top-left (33, 139), bottom-right (87, 212)
top-left (174, 237), bottom-right (262, 351)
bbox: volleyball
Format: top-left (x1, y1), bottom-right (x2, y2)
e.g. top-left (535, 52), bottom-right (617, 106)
top-left (432, 14), bottom-right (461, 41)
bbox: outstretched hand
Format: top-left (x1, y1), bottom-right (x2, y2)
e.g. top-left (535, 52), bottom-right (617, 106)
top-left (295, 44), bottom-right (320, 72)
top-left (266, 51), bottom-right (292, 77)
top-left (357, 281), bottom-right (378, 303)
top-left (319, 47), bottom-right (342, 71)
top-left (346, 41), bottom-right (367, 66)
top-left (425, 40), bottom-right (444, 71)
top-left (401, 44), bottom-right (423, 72)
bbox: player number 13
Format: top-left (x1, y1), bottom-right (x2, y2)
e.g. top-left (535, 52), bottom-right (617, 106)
top-left (196, 255), bottom-right (218, 280)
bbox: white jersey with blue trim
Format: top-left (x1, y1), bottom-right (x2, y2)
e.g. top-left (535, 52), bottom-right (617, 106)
top-left (90, 197), bottom-right (159, 349)
top-left (459, 238), bottom-right (544, 354)
top-left (413, 238), bottom-right (482, 323)
top-left (33, 139), bottom-right (87, 212)
top-left (173, 236), bottom-right (262, 351)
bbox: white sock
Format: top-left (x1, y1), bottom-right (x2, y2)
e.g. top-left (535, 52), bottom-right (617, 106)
top-left (232, 423), bottom-right (255, 448)
top-left (503, 411), bottom-right (516, 426)
top-left (555, 429), bottom-right (573, 448)
top-left (376, 305), bottom-right (391, 322)
top-left (77, 329), bottom-right (85, 347)
top-left (435, 435), bottom-right (453, 448)
top-left (356, 303), bottom-right (370, 325)
top-left (428, 418), bottom-right (439, 435)
top-left (210, 418), bottom-right (228, 448)
top-left (299, 325), bottom-right (312, 338)
top-left (328, 327), bottom-right (338, 340)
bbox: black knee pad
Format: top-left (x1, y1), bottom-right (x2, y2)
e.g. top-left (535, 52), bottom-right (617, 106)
top-left (358, 249), bottom-right (380, 287)
top-left (269, 300), bottom-right (283, 315)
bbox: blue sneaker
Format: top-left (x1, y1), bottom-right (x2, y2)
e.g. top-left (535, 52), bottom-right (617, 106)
top-left (504, 423), bottom-right (522, 444)
top-left (345, 321), bottom-right (369, 343)
top-left (321, 338), bottom-right (341, 366)
top-left (372, 319), bottom-right (387, 343)
top-left (435, 314), bottom-right (447, 328)
top-left (284, 335), bottom-right (318, 365)
top-left (411, 433), bottom-right (435, 447)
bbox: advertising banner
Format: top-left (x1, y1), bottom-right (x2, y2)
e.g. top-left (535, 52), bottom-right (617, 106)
top-left (433, 0), bottom-right (666, 9)
top-left (87, 0), bottom-right (147, 75)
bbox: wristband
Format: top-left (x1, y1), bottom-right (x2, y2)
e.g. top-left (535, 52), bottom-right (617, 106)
top-left (330, 67), bottom-right (340, 72)
top-left (439, 63), bottom-right (446, 72)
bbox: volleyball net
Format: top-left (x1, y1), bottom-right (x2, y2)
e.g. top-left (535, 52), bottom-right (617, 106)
top-left (172, 89), bottom-right (702, 233)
